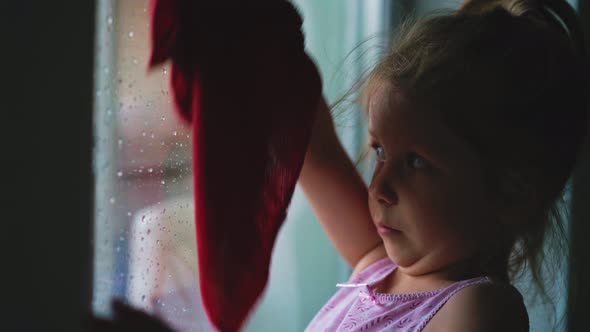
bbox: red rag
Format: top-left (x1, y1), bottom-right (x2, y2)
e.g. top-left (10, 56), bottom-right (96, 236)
top-left (148, 1), bottom-right (322, 331)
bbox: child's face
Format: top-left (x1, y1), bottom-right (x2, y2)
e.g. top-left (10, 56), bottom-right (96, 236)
top-left (367, 86), bottom-right (498, 278)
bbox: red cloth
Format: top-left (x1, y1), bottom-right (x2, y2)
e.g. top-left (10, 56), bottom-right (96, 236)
top-left (148, 1), bottom-right (322, 331)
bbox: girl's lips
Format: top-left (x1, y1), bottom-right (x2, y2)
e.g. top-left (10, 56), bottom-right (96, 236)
top-left (376, 222), bottom-right (401, 235)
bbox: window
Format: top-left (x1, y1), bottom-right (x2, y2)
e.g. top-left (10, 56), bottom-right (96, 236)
top-left (92, 1), bottom-right (391, 331)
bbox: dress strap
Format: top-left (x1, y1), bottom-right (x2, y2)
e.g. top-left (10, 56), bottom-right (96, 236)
top-left (336, 283), bottom-right (382, 306)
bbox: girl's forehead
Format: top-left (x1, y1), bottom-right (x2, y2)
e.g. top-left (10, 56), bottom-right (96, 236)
top-left (367, 88), bottom-right (476, 165)
top-left (366, 81), bottom-right (424, 130)
top-left (367, 89), bottom-right (433, 140)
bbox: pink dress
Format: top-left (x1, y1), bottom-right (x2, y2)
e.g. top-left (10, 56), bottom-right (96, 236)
top-left (305, 257), bottom-right (492, 331)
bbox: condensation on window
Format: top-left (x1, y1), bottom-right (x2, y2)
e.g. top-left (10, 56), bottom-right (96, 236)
top-left (92, 1), bottom-right (211, 331)
top-left (92, 1), bottom-right (390, 331)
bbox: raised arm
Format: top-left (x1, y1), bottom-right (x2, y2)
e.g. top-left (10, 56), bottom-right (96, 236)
top-left (298, 97), bottom-right (384, 270)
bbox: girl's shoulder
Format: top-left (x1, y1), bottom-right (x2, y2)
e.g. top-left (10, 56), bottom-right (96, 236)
top-left (424, 280), bottom-right (528, 332)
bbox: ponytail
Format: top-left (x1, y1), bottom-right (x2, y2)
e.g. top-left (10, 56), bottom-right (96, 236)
top-left (459, 0), bottom-right (590, 95)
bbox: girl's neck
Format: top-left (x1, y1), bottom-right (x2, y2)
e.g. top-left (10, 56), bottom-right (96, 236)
top-left (436, 254), bottom-right (508, 281)
top-left (377, 255), bottom-right (508, 295)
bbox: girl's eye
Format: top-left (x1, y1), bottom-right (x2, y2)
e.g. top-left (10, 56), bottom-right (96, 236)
top-left (370, 144), bottom-right (385, 161)
top-left (407, 152), bottom-right (427, 169)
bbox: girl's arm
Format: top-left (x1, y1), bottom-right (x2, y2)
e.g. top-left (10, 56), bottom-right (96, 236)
top-left (298, 97), bottom-right (384, 270)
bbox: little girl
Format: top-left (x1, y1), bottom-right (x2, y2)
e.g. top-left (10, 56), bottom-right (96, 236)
top-left (299, 0), bottom-right (589, 331)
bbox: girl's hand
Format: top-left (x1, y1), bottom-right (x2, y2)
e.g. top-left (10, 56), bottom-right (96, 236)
top-left (88, 300), bottom-right (174, 332)
top-left (150, 0), bottom-right (323, 121)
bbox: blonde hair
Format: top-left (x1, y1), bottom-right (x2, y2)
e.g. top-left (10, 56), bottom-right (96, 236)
top-left (359, 0), bottom-right (589, 300)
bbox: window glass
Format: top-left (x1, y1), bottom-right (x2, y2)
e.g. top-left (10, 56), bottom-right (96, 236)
top-left (92, 1), bottom-right (390, 331)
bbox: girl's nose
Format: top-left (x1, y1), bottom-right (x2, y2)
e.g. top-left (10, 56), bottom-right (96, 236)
top-left (368, 174), bottom-right (397, 206)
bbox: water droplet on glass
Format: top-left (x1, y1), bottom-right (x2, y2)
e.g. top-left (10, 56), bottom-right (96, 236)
top-left (148, 168), bottom-right (153, 173)
top-left (118, 138), bottom-right (124, 146)
top-left (109, 197), bottom-right (116, 204)
top-left (141, 295), bottom-right (146, 302)
top-left (127, 211), bottom-right (132, 217)
top-left (120, 236), bottom-right (125, 241)
top-left (107, 16), bottom-right (113, 25)
top-left (117, 171), bottom-right (123, 177)
top-left (116, 246), bottom-right (121, 252)
top-left (150, 133), bottom-right (155, 139)
top-left (106, 109), bottom-right (112, 116)
top-left (161, 116), bottom-right (166, 121)
top-left (147, 229), bottom-right (151, 235)
top-left (132, 57), bottom-right (138, 65)
top-left (161, 180), bottom-right (166, 185)
top-left (128, 31), bottom-right (135, 38)
top-left (142, 215), bottom-right (146, 222)
top-left (173, 131), bottom-right (177, 136)
top-left (142, 131), bottom-right (146, 137)
top-left (163, 68), bottom-right (168, 75)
